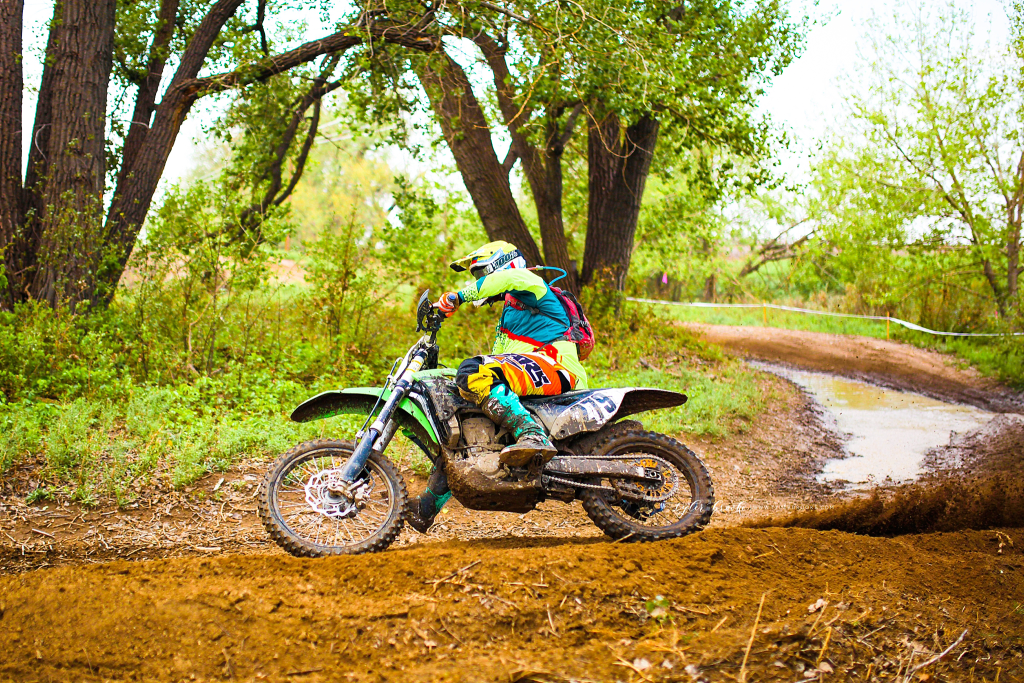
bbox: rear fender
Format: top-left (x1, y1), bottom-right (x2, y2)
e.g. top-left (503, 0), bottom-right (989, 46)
top-left (290, 388), bottom-right (440, 459)
top-left (529, 388), bottom-right (687, 440)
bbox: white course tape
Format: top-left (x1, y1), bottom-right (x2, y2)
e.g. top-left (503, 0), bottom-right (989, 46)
top-left (625, 297), bottom-right (1024, 338)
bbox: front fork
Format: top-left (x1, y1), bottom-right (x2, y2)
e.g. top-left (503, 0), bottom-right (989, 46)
top-left (332, 347), bottom-right (428, 489)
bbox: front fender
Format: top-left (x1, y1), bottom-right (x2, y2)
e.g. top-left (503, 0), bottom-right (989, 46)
top-left (290, 388), bottom-right (440, 458)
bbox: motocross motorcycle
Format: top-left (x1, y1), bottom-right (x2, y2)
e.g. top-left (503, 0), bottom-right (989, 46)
top-left (257, 291), bottom-right (714, 557)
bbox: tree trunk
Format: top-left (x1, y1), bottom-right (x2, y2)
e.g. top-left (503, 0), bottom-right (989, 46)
top-left (535, 135), bottom-right (575, 289)
top-left (581, 112), bottom-right (660, 290)
top-left (0, 0), bottom-right (24, 308)
top-left (413, 51), bottom-right (543, 267)
top-left (1006, 151), bottom-right (1024, 312)
top-left (472, 33), bottom-right (578, 290)
top-left (100, 0), bottom-right (249, 303)
top-left (27, 0), bottom-right (116, 308)
top-left (1008, 216), bottom-right (1021, 310)
top-left (702, 274), bottom-right (716, 302)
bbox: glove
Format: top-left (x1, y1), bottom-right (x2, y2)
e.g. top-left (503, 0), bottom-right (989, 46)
top-left (435, 291), bottom-right (460, 317)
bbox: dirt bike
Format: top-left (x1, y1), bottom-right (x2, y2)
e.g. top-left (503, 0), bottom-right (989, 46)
top-left (257, 291), bottom-right (714, 556)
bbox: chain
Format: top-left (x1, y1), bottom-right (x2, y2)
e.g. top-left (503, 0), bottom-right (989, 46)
top-left (542, 453), bottom-right (679, 503)
top-left (543, 472), bottom-right (614, 492)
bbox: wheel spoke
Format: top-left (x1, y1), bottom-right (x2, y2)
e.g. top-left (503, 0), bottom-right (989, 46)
top-left (590, 443), bottom-right (709, 532)
top-left (270, 447), bottom-right (398, 553)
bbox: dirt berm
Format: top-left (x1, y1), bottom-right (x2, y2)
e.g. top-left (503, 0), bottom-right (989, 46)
top-left (2, 527), bottom-right (1021, 682)
top-left (689, 323), bottom-right (1024, 413)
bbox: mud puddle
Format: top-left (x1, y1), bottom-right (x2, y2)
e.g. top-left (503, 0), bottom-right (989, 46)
top-left (757, 363), bottom-right (995, 488)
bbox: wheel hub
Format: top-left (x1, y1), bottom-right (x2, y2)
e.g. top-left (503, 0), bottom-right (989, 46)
top-left (612, 456), bottom-right (678, 503)
top-left (304, 469), bottom-right (372, 519)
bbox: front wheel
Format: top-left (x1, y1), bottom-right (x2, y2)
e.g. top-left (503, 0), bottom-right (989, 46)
top-left (258, 439), bottom-right (407, 557)
top-left (580, 428), bottom-right (714, 542)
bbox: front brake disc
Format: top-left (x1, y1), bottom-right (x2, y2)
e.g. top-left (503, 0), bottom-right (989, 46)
top-left (304, 470), bottom-right (366, 519)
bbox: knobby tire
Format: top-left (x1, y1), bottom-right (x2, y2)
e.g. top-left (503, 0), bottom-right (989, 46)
top-left (580, 428), bottom-right (714, 542)
top-left (258, 439), bottom-right (407, 557)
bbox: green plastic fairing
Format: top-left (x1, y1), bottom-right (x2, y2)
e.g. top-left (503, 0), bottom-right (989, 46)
top-left (290, 389), bottom-right (441, 466)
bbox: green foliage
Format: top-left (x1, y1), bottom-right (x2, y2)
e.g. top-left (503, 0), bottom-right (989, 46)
top-left (644, 595), bottom-right (673, 625)
top-left (0, 119), bottom-right (494, 501)
top-left (348, 0), bottom-right (807, 276)
top-left (284, 112), bottom-right (397, 247)
top-left (628, 170), bottom-right (732, 300)
top-left (0, 400), bottom-right (46, 473)
top-left (0, 289), bottom-right (765, 501)
top-left (786, 3), bottom-right (1023, 327)
top-left (25, 488), bottom-right (53, 504)
top-left (386, 0), bottom-right (804, 156)
top-left (933, 336), bottom-right (1024, 390)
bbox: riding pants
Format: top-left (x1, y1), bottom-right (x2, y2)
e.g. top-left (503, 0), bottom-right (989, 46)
top-left (456, 349), bottom-right (578, 404)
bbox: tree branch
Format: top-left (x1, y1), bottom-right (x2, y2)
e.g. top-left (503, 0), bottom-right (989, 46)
top-left (237, 54), bottom-right (342, 240)
top-left (739, 231), bottom-right (813, 278)
top-left (181, 23), bottom-right (438, 97)
top-left (473, 1), bottom-right (546, 33)
top-left (501, 146), bottom-right (518, 174)
top-left (114, 0), bottom-right (180, 194)
top-left (556, 102), bottom-right (584, 149)
top-left (238, 0), bottom-right (269, 55)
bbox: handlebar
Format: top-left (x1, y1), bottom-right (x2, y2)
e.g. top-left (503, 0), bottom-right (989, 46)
top-left (416, 289), bottom-right (446, 334)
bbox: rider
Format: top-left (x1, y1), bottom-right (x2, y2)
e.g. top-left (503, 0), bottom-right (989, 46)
top-left (406, 240), bottom-right (588, 533)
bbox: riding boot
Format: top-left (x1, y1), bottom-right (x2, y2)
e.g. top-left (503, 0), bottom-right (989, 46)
top-left (479, 385), bottom-right (557, 467)
top-left (406, 466), bottom-right (451, 534)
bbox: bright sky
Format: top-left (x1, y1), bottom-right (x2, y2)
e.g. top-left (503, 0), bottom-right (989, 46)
top-left (756, 0), bottom-right (1011, 182)
top-left (18, 0), bottom-right (1014, 190)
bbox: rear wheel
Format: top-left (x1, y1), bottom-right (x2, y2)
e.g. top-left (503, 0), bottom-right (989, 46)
top-left (580, 428), bottom-right (714, 542)
top-left (258, 439), bottom-right (407, 557)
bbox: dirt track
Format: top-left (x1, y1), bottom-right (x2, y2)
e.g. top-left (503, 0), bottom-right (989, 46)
top-left (3, 325), bottom-right (1023, 682)
top-left (689, 323), bottom-right (1024, 413)
top-left (2, 527), bottom-right (1021, 682)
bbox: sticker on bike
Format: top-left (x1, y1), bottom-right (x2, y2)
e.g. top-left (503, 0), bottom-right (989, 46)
top-left (575, 393), bottom-right (618, 420)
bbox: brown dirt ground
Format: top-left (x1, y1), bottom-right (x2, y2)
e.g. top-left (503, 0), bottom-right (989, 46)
top-left (2, 326), bottom-right (1023, 682)
top-left (688, 323), bottom-right (1024, 413)
top-left (2, 527), bottom-right (1021, 682)
top-left (924, 414), bottom-right (1024, 477)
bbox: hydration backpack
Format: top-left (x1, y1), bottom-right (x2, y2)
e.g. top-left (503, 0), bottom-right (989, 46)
top-left (504, 287), bottom-right (596, 361)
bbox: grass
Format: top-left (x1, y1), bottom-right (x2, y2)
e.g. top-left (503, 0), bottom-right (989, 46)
top-left (638, 300), bottom-right (898, 339)
top-left (0, 303), bottom-right (767, 505)
top-left (584, 306), bottom-right (767, 439)
top-left (587, 348), bottom-right (766, 439)
top-left (0, 385), bottom-right (376, 505)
